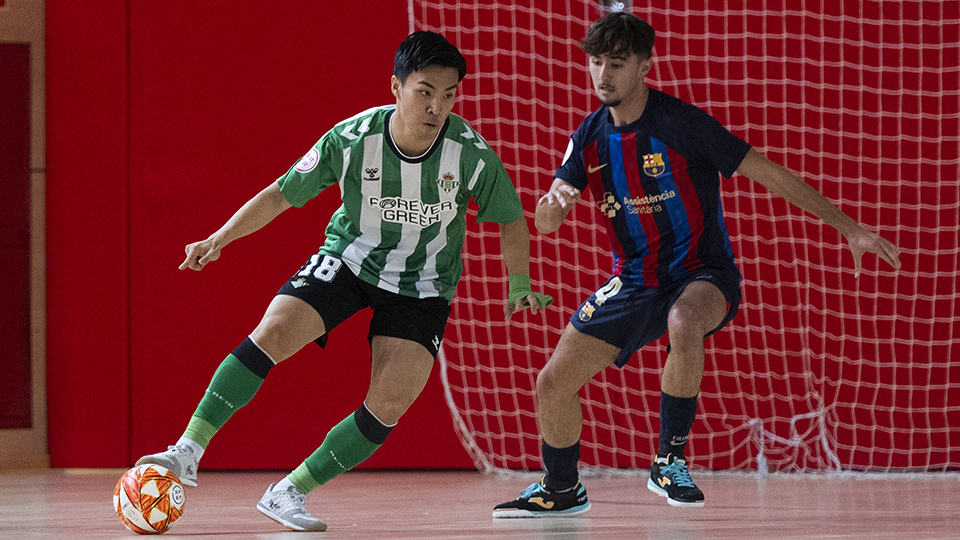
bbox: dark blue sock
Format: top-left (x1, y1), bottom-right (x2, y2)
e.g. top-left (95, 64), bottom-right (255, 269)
top-left (542, 440), bottom-right (580, 492)
top-left (658, 392), bottom-right (698, 458)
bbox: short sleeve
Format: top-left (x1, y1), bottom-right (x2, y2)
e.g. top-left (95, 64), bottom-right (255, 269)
top-left (472, 157), bottom-right (524, 224)
top-left (276, 132), bottom-right (342, 208)
top-left (554, 132), bottom-right (588, 192)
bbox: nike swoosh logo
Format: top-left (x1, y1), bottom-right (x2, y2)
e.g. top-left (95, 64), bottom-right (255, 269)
top-left (529, 497), bottom-right (554, 509)
top-left (587, 163), bottom-right (608, 174)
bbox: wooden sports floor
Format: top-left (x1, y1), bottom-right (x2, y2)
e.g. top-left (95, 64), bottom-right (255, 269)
top-left (3, 469), bottom-right (959, 539)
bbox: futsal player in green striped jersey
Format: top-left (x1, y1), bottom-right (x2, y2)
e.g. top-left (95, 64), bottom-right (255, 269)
top-left (136, 31), bottom-right (551, 532)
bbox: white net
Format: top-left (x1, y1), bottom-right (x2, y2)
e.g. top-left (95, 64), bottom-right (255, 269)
top-left (412, 0), bottom-right (960, 473)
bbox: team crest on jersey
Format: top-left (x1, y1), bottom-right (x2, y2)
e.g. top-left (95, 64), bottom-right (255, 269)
top-left (364, 167), bottom-right (380, 182)
top-left (294, 148), bottom-right (320, 173)
top-left (643, 153), bottom-right (666, 177)
top-left (578, 301), bottom-right (596, 322)
top-left (437, 172), bottom-right (459, 193)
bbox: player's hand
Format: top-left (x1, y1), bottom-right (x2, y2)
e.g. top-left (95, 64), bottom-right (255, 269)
top-left (539, 183), bottom-right (581, 209)
top-left (179, 238), bottom-right (223, 271)
top-left (845, 227), bottom-right (901, 277)
top-left (505, 274), bottom-right (554, 319)
top-left (506, 292), bottom-right (544, 319)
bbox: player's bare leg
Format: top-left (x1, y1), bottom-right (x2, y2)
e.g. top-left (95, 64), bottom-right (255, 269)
top-left (493, 325), bottom-right (617, 517)
top-left (536, 325), bottom-right (620, 448)
top-left (649, 280), bottom-right (727, 507)
top-left (364, 335), bottom-right (436, 425)
top-left (250, 294), bottom-right (328, 363)
top-left (661, 280), bottom-right (727, 398)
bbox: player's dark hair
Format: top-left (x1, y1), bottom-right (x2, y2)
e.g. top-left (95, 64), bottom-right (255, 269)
top-left (394, 31), bottom-right (467, 83)
top-left (580, 12), bottom-right (655, 60)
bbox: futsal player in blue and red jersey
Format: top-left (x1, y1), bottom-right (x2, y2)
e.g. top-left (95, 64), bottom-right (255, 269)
top-left (494, 12), bottom-right (901, 516)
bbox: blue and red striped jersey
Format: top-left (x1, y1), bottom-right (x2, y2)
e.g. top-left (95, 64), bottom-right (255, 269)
top-left (556, 89), bottom-right (751, 286)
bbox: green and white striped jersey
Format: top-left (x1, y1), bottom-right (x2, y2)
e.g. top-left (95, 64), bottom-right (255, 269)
top-left (277, 105), bottom-right (523, 302)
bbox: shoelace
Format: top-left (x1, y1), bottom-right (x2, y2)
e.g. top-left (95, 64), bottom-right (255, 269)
top-left (521, 478), bottom-right (577, 500)
top-left (520, 482), bottom-right (546, 498)
top-left (271, 489), bottom-right (309, 515)
top-left (661, 460), bottom-right (696, 488)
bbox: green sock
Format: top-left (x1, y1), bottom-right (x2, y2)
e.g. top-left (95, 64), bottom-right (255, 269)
top-left (183, 354), bottom-right (266, 447)
top-left (182, 416), bottom-right (218, 449)
top-left (289, 414), bottom-right (381, 493)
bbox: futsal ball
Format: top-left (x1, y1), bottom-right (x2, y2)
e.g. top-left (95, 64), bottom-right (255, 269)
top-left (113, 464), bottom-right (185, 534)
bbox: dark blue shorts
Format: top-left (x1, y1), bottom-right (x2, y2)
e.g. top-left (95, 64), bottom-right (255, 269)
top-left (570, 269), bottom-right (741, 367)
top-left (276, 252), bottom-right (451, 359)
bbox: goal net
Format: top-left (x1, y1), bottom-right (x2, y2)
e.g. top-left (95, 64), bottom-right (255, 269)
top-left (411, 0), bottom-right (959, 473)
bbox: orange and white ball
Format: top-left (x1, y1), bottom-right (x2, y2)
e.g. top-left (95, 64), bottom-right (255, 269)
top-left (113, 464), bottom-right (185, 534)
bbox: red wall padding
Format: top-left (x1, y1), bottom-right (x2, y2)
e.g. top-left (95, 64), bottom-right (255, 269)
top-left (0, 43), bottom-right (32, 429)
top-left (46, 3), bottom-right (474, 469)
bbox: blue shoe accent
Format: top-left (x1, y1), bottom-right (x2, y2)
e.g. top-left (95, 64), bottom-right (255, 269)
top-left (493, 477), bottom-right (591, 518)
top-left (648, 454), bottom-right (705, 507)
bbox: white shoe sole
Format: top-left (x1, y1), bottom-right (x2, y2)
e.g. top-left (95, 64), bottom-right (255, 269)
top-left (257, 503), bottom-right (327, 532)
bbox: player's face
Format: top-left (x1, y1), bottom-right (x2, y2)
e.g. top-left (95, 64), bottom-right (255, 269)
top-left (391, 65), bottom-right (460, 142)
top-left (589, 53), bottom-right (652, 107)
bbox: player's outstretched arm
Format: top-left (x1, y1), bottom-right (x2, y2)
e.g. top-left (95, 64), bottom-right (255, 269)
top-left (736, 148), bottom-right (901, 276)
top-left (499, 216), bottom-right (554, 318)
top-left (179, 182), bottom-right (293, 271)
top-left (534, 178), bottom-right (581, 234)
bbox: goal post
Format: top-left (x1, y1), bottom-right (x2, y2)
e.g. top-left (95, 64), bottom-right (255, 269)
top-left (413, 0), bottom-right (960, 473)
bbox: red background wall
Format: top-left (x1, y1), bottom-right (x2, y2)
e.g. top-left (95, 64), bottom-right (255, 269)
top-left (46, 2), bottom-right (474, 469)
top-left (46, 2), bottom-right (958, 473)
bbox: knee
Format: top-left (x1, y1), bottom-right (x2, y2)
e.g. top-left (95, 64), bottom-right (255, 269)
top-left (249, 319), bottom-right (292, 362)
top-left (249, 296), bottom-right (326, 363)
top-left (668, 282), bottom-right (727, 345)
top-left (667, 309), bottom-right (705, 347)
top-left (365, 396), bottom-right (414, 427)
top-left (536, 364), bottom-right (574, 405)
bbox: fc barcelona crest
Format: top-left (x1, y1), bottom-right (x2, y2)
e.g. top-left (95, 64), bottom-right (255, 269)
top-left (437, 172), bottom-right (459, 193)
top-left (643, 153), bottom-right (666, 177)
top-left (578, 301), bottom-right (596, 322)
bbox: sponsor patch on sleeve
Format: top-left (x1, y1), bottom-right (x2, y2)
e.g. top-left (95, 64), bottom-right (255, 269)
top-left (294, 147), bottom-right (320, 173)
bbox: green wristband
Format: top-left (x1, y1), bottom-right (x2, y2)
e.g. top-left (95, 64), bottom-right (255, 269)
top-left (508, 274), bottom-right (532, 301)
top-left (508, 274), bottom-right (554, 310)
